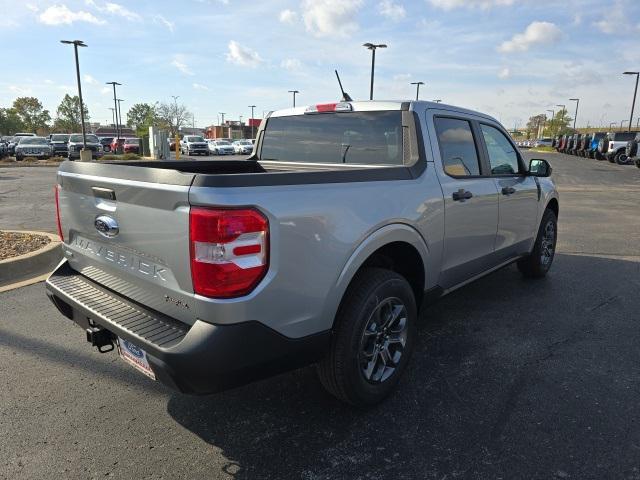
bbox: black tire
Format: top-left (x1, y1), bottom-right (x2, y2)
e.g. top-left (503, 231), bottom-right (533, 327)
top-left (615, 152), bottom-right (628, 165)
top-left (517, 209), bottom-right (557, 278)
top-left (317, 268), bottom-right (417, 407)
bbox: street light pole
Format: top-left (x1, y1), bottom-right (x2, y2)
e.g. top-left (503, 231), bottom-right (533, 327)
top-left (116, 99), bottom-right (124, 146)
top-left (410, 81), bottom-right (425, 101)
top-left (219, 112), bottom-right (226, 138)
top-left (106, 81), bottom-right (121, 140)
top-left (569, 98), bottom-right (579, 130)
top-left (248, 105), bottom-right (256, 139)
top-left (61, 40), bottom-right (88, 151)
top-left (623, 72), bottom-right (639, 132)
top-left (363, 43), bottom-right (387, 100)
top-left (288, 90), bottom-right (299, 108)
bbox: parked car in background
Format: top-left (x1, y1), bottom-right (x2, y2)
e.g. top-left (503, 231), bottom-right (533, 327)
top-left (603, 131), bottom-right (638, 164)
top-left (123, 138), bottom-right (141, 154)
top-left (565, 135), bottom-right (575, 154)
top-left (110, 138), bottom-right (126, 153)
top-left (624, 132), bottom-right (640, 164)
top-left (49, 134), bottom-right (70, 157)
top-left (7, 133), bottom-right (36, 156)
top-left (181, 135), bottom-right (209, 156)
top-left (585, 132), bottom-right (606, 159)
top-left (533, 138), bottom-right (553, 148)
top-left (14, 136), bottom-right (52, 161)
top-left (576, 134), bottom-right (589, 157)
top-left (0, 138), bottom-right (8, 158)
top-left (232, 139), bottom-right (253, 154)
top-left (99, 137), bottom-right (114, 152)
top-left (169, 138), bottom-right (176, 151)
top-left (67, 133), bottom-right (104, 160)
top-left (207, 139), bottom-right (235, 155)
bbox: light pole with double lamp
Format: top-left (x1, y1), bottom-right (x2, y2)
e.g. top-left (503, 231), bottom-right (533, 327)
top-left (363, 43), bottom-right (387, 100)
top-left (547, 109), bottom-right (555, 135)
top-left (106, 81), bottom-right (121, 140)
top-left (569, 98), bottom-right (579, 130)
top-left (288, 90), bottom-right (299, 108)
top-left (410, 81), bottom-right (425, 101)
top-left (61, 40), bottom-right (89, 160)
top-left (623, 72), bottom-right (639, 132)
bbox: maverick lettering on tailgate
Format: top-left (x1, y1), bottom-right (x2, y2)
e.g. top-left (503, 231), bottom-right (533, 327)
top-left (74, 236), bottom-right (167, 281)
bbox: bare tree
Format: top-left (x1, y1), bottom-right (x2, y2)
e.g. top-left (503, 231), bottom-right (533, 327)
top-left (156, 101), bottom-right (191, 136)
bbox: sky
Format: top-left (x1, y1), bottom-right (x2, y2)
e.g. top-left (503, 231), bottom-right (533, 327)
top-left (1, 0), bottom-right (639, 130)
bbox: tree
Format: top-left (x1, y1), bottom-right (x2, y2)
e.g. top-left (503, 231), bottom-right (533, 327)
top-left (54, 94), bottom-right (90, 133)
top-left (156, 101), bottom-right (191, 136)
top-left (0, 108), bottom-right (25, 135)
top-left (525, 114), bottom-right (547, 139)
top-left (544, 110), bottom-right (573, 137)
top-left (127, 103), bottom-right (158, 137)
top-left (12, 97), bottom-right (51, 133)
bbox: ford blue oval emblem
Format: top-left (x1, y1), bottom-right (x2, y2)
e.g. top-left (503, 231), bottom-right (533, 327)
top-left (94, 215), bottom-right (119, 238)
top-left (123, 340), bottom-right (144, 358)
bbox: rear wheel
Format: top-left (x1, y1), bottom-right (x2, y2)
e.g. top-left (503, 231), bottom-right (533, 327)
top-left (517, 209), bottom-right (557, 278)
top-left (317, 268), bottom-right (417, 407)
top-left (615, 152), bottom-right (628, 165)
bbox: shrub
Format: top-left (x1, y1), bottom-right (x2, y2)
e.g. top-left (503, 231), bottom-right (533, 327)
top-left (22, 156), bottom-right (39, 162)
top-left (50, 156), bottom-right (66, 162)
top-left (122, 153), bottom-right (141, 160)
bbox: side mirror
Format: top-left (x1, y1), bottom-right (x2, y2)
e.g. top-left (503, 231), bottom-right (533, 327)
top-left (528, 158), bottom-right (552, 177)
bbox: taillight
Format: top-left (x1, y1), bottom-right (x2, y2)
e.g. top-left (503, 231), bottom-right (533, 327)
top-left (54, 184), bottom-right (64, 242)
top-left (304, 102), bottom-right (352, 114)
top-left (189, 207), bottom-right (269, 298)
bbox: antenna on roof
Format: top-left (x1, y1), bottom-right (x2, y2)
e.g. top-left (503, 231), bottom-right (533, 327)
top-left (335, 70), bottom-right (353, 102)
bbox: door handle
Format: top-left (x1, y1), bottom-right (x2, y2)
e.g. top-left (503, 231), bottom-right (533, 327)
top-left (501, 186), bottom-right (516, 195)
top-left (452, 189), bottom-right (473, 202)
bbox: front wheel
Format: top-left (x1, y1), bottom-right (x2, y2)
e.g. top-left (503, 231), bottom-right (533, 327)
top-left (517, 209), bottom-right (557, 278)
top-left (615, 153), bottom-right (628, 165)
top-left (317, 268), bottom-right (417, 407)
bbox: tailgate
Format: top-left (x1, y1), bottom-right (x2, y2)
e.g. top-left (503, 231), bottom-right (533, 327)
top-left (56, 161), bottom-right (197, 325)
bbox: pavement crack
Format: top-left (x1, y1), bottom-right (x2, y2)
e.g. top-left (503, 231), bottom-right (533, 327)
top-left (589, 295), bottom-right (620, 312)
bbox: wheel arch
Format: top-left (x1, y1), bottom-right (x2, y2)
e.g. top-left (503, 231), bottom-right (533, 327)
top-left (546, 197), bottom-right (559, 219)
top-left (323, 224), bottom-right (430, 330)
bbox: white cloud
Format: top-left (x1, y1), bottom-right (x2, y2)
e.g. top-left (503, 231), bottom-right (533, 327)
top-left (302, 0), bottom-right (363, 37)
top-left (39, 5), bottom-right (105, 25)
top-left (85, 0), bottom-right (140, 21)
top-left (279, 9), bottom-right (297, 24)
top-left (428, 0), bottom-right (514, 10)
top-left (593, 1), bottom-right (628, 34)
top-left (498, 21), bottom-right (562, 53)
top-left (281, 58), bottom-right (302, 71)
top-left (171, 55), bottom-right (194, 75)
top-left (9, 85), bottom-right (32, 95)
top-left (26, 4), bottom-right (39, 12)
top-left (498, 67), bottom-right (510, 79)
top-left (226, 41), bottom-right (263, 68)
top-left (393, 73), bottom-right (412, 82)
top-left (192, 83), bottom-right (209, 91)
top-left (100, 86), bottom-right (111, 95)
top-left (44, 79), bottom-right (54, 84)
top-left (378, 0), bottom-right (405, 21)
top-left (153, 14), bottom-right (174, 32)
top-left (84, 74), bottom-right (98, 85)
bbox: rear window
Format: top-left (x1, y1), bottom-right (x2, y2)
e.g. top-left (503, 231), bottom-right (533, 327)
top-left (260, 111), bottom-right (404, 165)
top-left (19, 137), bottom-right (48, 145)
top-left (50, 134), bottom-right (69, 142)
top-left (186, 136), bottom-right (204, 142)
top-left (613, 132), bottom-right (637, 141)
top-left (125, 138), bottom-right (140, 144)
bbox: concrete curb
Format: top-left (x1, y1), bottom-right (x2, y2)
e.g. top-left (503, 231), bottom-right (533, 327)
top-left (0, 231), bottom-right (62, 291)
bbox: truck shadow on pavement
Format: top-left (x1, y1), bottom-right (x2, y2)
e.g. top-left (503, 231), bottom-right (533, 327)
top-left (167, 252), bottom-right (640, 479)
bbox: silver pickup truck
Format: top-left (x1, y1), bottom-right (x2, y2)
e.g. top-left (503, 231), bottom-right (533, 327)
top-left (46, 100), bottom-right (559, 406)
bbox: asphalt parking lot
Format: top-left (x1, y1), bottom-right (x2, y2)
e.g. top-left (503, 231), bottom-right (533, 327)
top-left (1, 153), bottom-right (639, 479)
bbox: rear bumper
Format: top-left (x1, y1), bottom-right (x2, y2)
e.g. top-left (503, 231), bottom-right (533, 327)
top-left (45, 261), bottom-right (330, 394)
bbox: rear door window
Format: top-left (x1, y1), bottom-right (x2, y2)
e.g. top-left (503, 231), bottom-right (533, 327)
top-left (433, 117), bottom-right (481, 176)
top-left (260, 111), bottom-right (404, 165)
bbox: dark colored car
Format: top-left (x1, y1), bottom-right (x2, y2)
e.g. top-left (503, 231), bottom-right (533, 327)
top-left (49, 134), bottom-right (70, 157)
top-left (569, 134), bottom-right (582, 155)
top-left (123, 138), bottom-right (140, 154)
top-left (585, 132), bottom-right (606, 159)
top-left (99, 137), bottom-right (114, 152)
top-left (576, 134), bottom-right (590, 157)
top-left (565, 135), bottom-right (575, 153)
top-left (624, 133), bottom-right (640, 164)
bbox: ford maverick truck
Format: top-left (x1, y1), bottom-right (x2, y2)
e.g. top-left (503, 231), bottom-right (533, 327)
top-left (46, 100), bottom-right (558, 406)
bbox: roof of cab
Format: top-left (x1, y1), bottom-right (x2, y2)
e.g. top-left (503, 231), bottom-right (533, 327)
top-left (269, 100), bottom-right (498, 123)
